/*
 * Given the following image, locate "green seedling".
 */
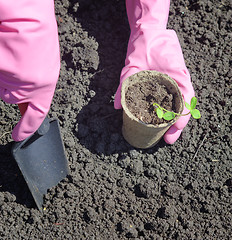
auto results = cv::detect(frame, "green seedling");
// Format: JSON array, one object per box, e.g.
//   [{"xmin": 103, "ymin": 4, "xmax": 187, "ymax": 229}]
[{"xmin": 153, "ymin": 97, "xmax": 201, "ymax": 121}]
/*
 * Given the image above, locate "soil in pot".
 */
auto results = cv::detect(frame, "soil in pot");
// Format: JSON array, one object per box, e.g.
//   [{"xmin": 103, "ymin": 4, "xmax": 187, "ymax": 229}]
[{"xmin": 125, "ymin": 80, "xmax": 177, "ymax": 125}]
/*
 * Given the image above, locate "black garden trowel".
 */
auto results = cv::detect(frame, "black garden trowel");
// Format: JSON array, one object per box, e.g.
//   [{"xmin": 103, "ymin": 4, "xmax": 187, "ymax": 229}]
[{"xmin": 11, "ymin": 118, "xmax": 70, "ymax": 212}]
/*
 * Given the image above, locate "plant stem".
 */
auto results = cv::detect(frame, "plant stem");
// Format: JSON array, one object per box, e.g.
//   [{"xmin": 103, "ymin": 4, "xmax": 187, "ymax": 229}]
[{"xmin": 153, "ymin": 103, "xmax": 190, "ymax": 117}]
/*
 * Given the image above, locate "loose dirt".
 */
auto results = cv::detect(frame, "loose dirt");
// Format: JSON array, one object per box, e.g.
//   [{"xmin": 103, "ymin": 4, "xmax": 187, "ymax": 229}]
[{"xmin": 0, "ymin": 0, "xmax": 231, "ymax": 239}]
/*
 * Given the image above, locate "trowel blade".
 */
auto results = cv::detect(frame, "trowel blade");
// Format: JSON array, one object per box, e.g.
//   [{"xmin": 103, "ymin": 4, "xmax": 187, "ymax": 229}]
[{"xmin": 12, "ymin": 118, "xmax": 70, "ymax": 211}]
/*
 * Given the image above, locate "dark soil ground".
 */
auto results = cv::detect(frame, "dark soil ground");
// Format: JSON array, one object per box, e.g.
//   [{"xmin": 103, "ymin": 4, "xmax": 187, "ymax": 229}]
[{"xmin": 0, "ymin": 0, "xmax": 231, "ymax": 239}]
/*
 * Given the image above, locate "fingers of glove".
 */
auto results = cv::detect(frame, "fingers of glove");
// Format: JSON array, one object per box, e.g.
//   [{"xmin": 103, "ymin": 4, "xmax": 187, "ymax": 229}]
[
  {"xmin": 173, "ymin": 90, "xmax": 195, "ymax": 130},
  {"xmin": 114, "ymin": 90, "xmax": 122, "ymax": 109},
  {"xmin": 114, "ymin": 66, "xmax": 141, "ymax": 109},
  {"xmin": 164, "ymin": 103, "xmax": 192, "ymax": 144},
  {"xmin": 163, "ymin": 126, "xmax": 182, "ymax": 145},
  {"xmin": 174, "ymin": 110, "xmax": 191, "ymax": 131},
  {"xmin": 12, "ymin": 101, "xmax": 50, "ymax": 142},
  {"xmin": 11, "ymin": 85, "xmax": 56, "ymax": 142}
]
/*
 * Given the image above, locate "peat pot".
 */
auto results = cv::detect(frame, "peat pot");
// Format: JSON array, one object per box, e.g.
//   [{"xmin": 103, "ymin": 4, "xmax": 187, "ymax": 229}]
[{"xmin": 121, "ymin": 70, "xmax": 184, "ymax": 149}]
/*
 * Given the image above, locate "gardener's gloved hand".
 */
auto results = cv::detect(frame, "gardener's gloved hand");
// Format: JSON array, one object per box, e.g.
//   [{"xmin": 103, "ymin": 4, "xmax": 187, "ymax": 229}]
[
  {"xmin": 114, "ymin": 0, "xmax": 195, "ymax": 144},
  {"xmin": 0, "ymin": 0, "xmax": 60, "ymax": 141}
]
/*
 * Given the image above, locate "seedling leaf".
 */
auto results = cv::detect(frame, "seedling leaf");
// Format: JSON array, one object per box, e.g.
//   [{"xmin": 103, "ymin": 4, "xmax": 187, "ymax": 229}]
[
  {"xmin": 153, "ymin": 97, "xmax": 201, "ymax": 123},
  {"xmin": 190, "ymin": 109, "xmax": 201, "ymax": 119},
  {"xmin": 163, "ymin": 111, "xmax": 175, "ymax": 121},
  {"xmin": 190, "ymin": 97, "xmax": 197, "ymax": 110},
  {"xmin": 185, "ymin": 102, "xmax": 191, "ymax": 110},
  {"xmin": 156, "ymin": 108, "xmax": 164, "ymax": 119}
]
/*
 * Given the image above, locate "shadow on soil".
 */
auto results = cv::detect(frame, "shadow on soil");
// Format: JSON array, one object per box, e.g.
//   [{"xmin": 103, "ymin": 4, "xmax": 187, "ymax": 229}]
[
  {"xmin": 67, "ymin": 0, "xmax": 145, "ymax": 155},
  {"xmin": 0, "ymin": 143, "xmax": 36, "ymax": 209}
]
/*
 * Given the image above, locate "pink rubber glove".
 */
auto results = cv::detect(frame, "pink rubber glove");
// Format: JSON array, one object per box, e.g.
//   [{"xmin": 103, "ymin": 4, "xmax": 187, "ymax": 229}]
[
  {"xmin": 0, "ymin": 0, "xmax": 60, "ymax": 141},
  {"xmin": 114, "ymin": 0, "xmax": 195, "ymax": 144}
]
